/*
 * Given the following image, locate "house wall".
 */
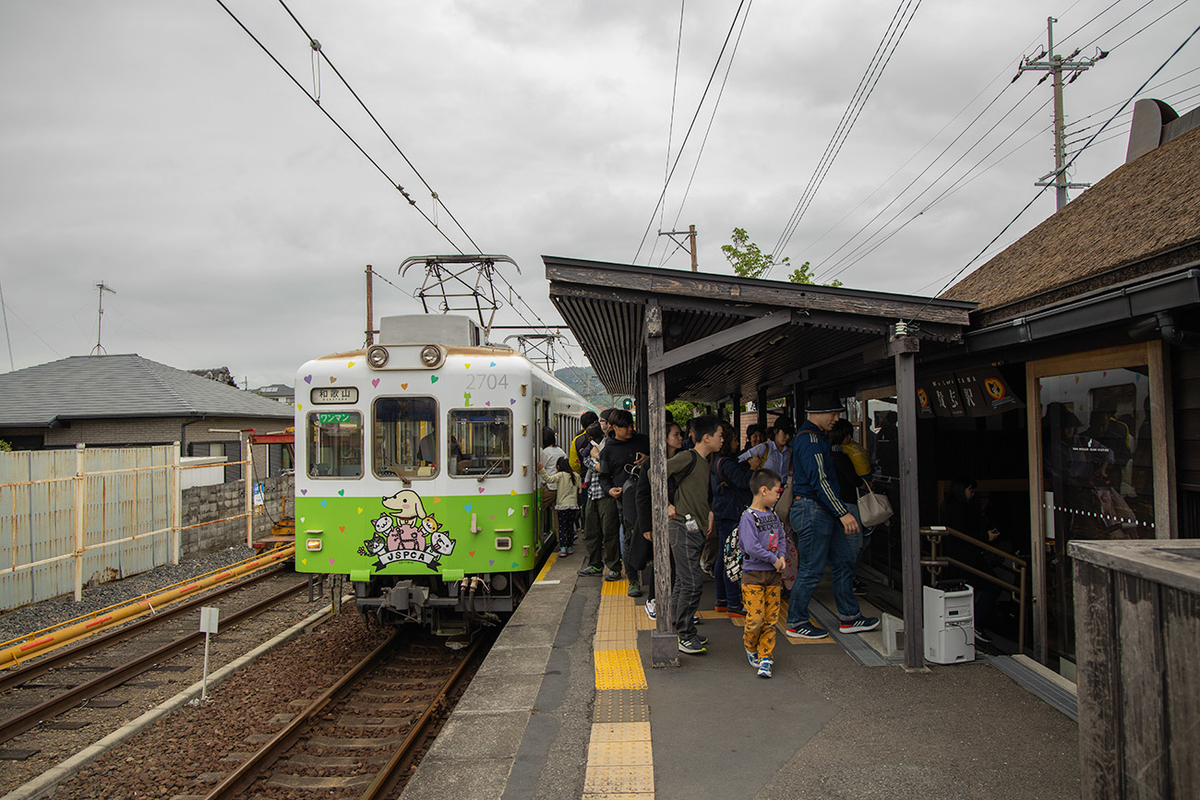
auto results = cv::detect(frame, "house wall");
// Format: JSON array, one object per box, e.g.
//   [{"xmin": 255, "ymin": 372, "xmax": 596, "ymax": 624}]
[
  {"xmin": 180, "ymin": 473, "xmax": 294, "ymax": 556},
  {"xmin": 37, "ymin": 415, "xmax": 291, "ymax": 481}
]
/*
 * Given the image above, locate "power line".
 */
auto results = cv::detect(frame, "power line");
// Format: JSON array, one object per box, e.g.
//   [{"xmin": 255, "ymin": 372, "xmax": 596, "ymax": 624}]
[
  {"xmin": 1079, "ymin": 0, "xmax": 1159, "ymax": 50},
  {"xmin": 1107, "ymin": 0, "xmax": 1191, "ymax": 53},
  {"xmin": 650, "ymin": 0, "xmax": 687, "ymax": 268},
  {"xmin": 815, "ymin": 81, "xmax": 1042, "ymax": 281},
  {"xmin": 770, "ymin": 0, "xmax": 923, "ymax": 269},
  {"xmin": 822, "ymin": 94, "xmax": 1052, "ymax": 284},
  {"xmin": 660, "ymin": 0, "xmax": 754, "ymax": 265},
  {"xmin": 909, "ymin": 19, "xmax": 1200, "ymax": 325},
  {"xmin": 631, "ymin": 0, "xmax": 748, "ymax": 265}
]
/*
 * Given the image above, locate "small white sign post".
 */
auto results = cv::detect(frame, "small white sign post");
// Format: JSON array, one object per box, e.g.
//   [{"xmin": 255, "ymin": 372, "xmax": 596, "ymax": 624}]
[{"xmin": 199, "ymin": 606, "xmax": 219, "ymax": 703}]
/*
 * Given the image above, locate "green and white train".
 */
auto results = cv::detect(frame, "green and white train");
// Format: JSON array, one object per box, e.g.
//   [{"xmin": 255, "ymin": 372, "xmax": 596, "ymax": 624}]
[{"xmin": 294, "ymin": 312, "xmax": 594, "ymax": 634}]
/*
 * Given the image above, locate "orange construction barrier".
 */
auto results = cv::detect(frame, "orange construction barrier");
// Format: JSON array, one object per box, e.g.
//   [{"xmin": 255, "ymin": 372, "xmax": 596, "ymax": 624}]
[{"xmin": 0, "ymin": 545, "xmax": 295, "ymax": 670}]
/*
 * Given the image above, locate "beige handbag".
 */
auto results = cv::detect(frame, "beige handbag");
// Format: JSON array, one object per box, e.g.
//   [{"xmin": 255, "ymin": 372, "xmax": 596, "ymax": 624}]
[{"xmin": 857, "ymin": 484, "xmax": 893, "ymax": 527}]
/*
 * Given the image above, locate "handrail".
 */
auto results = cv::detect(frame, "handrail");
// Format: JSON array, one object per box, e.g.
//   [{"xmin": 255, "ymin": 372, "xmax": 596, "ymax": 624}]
[{"xmin": 920, "ymin": 526, "xmax": 1027, "ymax": 655}]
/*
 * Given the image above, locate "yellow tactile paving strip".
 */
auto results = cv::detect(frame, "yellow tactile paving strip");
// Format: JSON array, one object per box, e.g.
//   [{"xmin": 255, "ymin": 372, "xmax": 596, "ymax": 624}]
[
  {"xmin": 595, "ymin": 649, "xmax": 647, "ymax": 690},
  {"xmin": 586, "ymin": 577, "xmax": 655, "ymax": 797}
]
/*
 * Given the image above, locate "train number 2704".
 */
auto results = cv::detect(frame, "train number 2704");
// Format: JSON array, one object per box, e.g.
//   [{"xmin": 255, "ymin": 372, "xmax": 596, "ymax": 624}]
[{"xmin": 466, "ymin": 374, "xmax": 510, "ymax": 391}]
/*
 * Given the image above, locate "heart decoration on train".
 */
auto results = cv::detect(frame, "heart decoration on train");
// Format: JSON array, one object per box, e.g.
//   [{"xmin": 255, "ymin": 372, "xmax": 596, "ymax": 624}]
[
  {"xmin": 320, "ymin": 500, "xmax": 327, "ymax": 507},
  {"xmin": 304, "ymin": 374, "xmax": 312, "ymax": 384},
  {"xmin": 485, "ymin": 401, "xmax": 491, "ymax": 406},
  {"xmin": 478, "ymin": 487, "xmax": 485, "ymax": 493},
  {"xmin": 510, "ymin": 398, "xmax": 516, "ymax": 405},
  {"xmin": 464, "ymin": 503, "xmax": 473, "ymax": 512},
  {"xmin": 401, "ymin": 383, "xmax": 408, "ymax": 390},
  {"xmin": 507, "ymin": 508, "xmax": 515, "ymax": 516},
  {"xmin": 329, "ymin": 558, "xmax": 336, "ymax": 565},
  {"xmin": 338, "ymin": 489, "xmax": 345, "ymax": 496},
  {"xmin": 338, "ymin": 526, "xmax": 345, "ymax": 532},
  {"xmin": 469, "ymin": 551, "xmax": 475, "ymax": 557},
  {"xmin": 372, "ymin": 379, "xmax": 380, "ymax": 388},
  {"xmin": 329, "ymin": 376, "xmax": 337, "ymax": 383},
  {"xmin": 465, "ymin": 363, "xmax": 471, "ymax": 369},
  {"xmin": 347, "ymin": 361, "xmax": 355, "ymax": 368},
  {"xmin": 431, "ymin": 376, "xmax": 439, "ymax": 383},
  {"xmin": 300, "ymin": 489, "xmax": 307, "ymax": 495},
  {"xmin": 357, "ymin": 507, "xmax": 363, "ymax": 514},
  {"xmin": 490, "ymin": 361, "xmax": 496, "ymax": 367}
]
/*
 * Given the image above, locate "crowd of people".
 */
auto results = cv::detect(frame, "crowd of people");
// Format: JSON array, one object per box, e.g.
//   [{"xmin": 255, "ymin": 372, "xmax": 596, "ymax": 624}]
[{"xmin": 537, "ymin": 392, "xmax": 883, "ymax": 678}]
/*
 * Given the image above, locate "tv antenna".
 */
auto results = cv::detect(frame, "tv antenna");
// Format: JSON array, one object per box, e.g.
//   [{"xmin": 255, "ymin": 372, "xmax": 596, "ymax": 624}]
[{"xmin": 90, "ymin": 281, "xmax": 117, "ymax": 355}]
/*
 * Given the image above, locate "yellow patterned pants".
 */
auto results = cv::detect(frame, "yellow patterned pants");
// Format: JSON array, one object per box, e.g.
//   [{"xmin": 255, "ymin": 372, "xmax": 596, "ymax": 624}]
[{"xmin": 742, "ymin": 582, "xmax": 781, "ymax": 660}]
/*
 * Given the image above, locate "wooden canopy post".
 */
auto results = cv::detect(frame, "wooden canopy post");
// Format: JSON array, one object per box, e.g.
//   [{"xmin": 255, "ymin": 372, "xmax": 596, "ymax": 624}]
[
  {"xmin": 645, "ymin": 300, "xmax": 677, "ymax": 666},
  {"xmin": 890, "ymin": 333, "xmax": 924, "ymax": 669}
]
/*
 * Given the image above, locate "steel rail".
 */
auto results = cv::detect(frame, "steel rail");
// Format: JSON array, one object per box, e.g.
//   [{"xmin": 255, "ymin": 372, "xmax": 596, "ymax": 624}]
[
  {"xmin": 361, "ymin": 639, "xmax": 482, "ymax": 800},
  {"xmin": 0, "ymin": 578, "xmax": 309, "ymax": 746},
  {"xmin": 201, "ymin": 629, "xmax": 400, "ymax": 800},
  {"xmin": 0, "ymin": 565, "xmax": 288, "ymax": 694}
]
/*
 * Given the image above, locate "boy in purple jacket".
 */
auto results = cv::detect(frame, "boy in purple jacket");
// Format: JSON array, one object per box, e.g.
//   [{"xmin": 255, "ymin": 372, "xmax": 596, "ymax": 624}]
[{"xmin": 738, "ymin": 469, "xmax": 787, "ymax": 678}]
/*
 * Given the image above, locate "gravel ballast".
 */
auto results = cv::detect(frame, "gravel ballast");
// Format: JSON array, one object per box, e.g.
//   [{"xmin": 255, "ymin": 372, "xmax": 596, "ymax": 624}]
[{"xmin": 0, "ymin": 546, "xmax": 263, "ymax": 645}]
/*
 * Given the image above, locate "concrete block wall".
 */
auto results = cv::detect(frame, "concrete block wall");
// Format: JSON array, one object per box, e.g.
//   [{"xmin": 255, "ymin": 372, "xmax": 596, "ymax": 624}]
[{"xmin": 180, "ymin": 473, "xmax": 294, "ymax": 556}]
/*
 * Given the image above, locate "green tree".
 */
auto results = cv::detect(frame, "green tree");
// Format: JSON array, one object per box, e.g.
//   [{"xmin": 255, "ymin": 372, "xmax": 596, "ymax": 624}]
[
  {"xmin": 0, "ymin": 440, "xmax": 11, "ymax": 452},
  {"xmin": 722, "ymin": 227, "xmax": 842, "ymax": 287}
]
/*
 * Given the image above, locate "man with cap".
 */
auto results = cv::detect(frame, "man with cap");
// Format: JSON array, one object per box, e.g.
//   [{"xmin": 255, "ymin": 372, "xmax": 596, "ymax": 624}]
[{"xmin": 785, "ymin": 392, "xmax": 879, "ymax": 638}]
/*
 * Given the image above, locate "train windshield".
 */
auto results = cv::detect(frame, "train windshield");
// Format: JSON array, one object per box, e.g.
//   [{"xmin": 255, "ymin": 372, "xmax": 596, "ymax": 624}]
[
  {"xmin": 449, "ymin": 409, "xmax": 512, "ymax": 477},
  {"xmin": 307, "ymin": 411, "xmax": 363, "ymax": 478},
  {"xmin": 373, "ymin": 397, "xmax": 439, "ymax": 479}
]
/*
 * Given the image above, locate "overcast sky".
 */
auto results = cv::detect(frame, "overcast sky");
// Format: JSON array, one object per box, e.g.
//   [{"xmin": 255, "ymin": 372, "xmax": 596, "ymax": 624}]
[{"xmin": 2, "ymin": 1, "xmax": 1197, "ymax": 389}]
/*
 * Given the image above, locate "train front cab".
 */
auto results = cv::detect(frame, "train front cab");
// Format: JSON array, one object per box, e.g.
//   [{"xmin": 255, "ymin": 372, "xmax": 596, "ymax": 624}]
[{"xmin": 295, "ymin": 316, "xmax": 568, "ymax": 635}]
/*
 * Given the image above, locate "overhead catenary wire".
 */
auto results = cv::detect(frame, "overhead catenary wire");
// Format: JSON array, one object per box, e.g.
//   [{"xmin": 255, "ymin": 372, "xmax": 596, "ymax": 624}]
[
  {"xmin": 631, "ymin": 0, "xmax": 748, "ymax": 265},
  {"xmin": 908, "ymin": 20, "xmax": 1200, "ymax": 326},
  {"xmin": 770, "ymin": 0, "xmax": 923, "ymax": 270},
  {"xmin": 213, "ymin": 0, "xmax": 466, "ymax": 255},
  {"xmin": 274, "ymin": 0, "xmax": 483, "ymax": 254},
  {"xmin": 219, "ymin": 1, "xmax": 584, "ymax": 368}
]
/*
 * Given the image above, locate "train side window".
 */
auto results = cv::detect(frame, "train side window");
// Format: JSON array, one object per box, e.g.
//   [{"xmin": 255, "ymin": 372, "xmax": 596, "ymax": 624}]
[
  {"xmin": 373, "ymin": 397, "xmax": 439, "ymax": 480},
  {"xmin": 448, "ymin": 409, "xmax": 513, "ymax": 478},
  {"xmin": 307, "ymin": 411, "xmax": 363, "ymax": 479}
]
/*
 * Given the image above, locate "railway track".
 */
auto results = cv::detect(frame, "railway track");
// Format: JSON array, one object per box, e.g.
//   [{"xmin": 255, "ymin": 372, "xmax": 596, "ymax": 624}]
[
  {"xmin": 203, "ymin": 632, "xmax": 484, "ymax": 800},
  {"xmin": 0, "ymin": 562, "xmax": 293, "ymax": 694},
  {"xmin": 0, "ymin": 575, "xmax": 309, "ymax": 746}
]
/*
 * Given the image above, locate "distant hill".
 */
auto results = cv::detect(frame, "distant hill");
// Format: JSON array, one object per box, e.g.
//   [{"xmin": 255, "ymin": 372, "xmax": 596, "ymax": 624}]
[{"xmin": 554, "ymin": 366, "xmax": 613, "ymax": 408}]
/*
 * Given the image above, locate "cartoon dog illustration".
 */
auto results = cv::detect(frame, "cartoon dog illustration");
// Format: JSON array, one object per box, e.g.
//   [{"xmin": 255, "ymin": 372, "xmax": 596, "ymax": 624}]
[{"xmin": 382, "ymin": 490, "xmax": 426, "ymax": 522}]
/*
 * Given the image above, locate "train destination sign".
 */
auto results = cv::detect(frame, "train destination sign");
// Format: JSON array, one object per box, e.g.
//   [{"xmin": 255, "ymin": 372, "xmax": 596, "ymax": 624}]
[{"xmin": 311, "ymin": 387, "xmax": 359, "ymax": 405}]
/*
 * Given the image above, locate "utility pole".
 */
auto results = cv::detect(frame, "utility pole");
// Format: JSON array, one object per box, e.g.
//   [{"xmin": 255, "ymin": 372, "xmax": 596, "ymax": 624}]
[
  {"xmin": 657, "ymin": 226, "xmax": 699, "ymax": 271},
  {"xmin": 365, "ymin": 265, "xmax": 376, "ymax": 346},
  {"xmin": 1018, "ymin": 16, "xmax": 1104, "ymax": 211},
  {"xmin": 90, "ymin": 281, "xmax": 116, "ymax": 355}
]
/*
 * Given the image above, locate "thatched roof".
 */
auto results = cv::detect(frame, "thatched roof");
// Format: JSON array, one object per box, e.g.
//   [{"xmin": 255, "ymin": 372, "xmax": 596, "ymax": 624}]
[{"xmin": 943, "ymin": 124, "xmax": 1200, "ymax": 324}]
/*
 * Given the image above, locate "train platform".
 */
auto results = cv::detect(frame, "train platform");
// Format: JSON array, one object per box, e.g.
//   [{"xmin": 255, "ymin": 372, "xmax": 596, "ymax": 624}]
[{"xmin": 401, "ymin": 551, "xmax": 1081, "ymax": 799}]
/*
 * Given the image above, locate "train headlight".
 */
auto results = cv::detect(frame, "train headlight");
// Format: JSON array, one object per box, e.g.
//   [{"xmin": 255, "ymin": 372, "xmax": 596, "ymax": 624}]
[
  {"xmin": 305, "ymin": 538, "xmax": 322, "ymax": 552},
  {"xmin": 420, "ymin": 345, "xmax": 442, "ymax": 368},
  {"xmin": 366, "ymin": 345, "xmax": 389, "ymax": 368}
]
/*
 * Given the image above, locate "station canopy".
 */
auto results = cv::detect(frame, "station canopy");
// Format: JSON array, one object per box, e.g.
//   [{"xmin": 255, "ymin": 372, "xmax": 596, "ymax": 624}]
[{"xmin": 543, "ymin": 256, "xmax": 976, "ymax": 400}]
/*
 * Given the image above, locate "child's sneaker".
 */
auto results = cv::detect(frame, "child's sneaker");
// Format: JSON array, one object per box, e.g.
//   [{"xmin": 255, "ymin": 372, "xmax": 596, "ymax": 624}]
[
  {"xmin": 558, "ymin": 547, "xmax": 568, "ymax": 557},
  {"xmin": 746, "ymin": 649, "xmax": 760, "ymax": 668},
  {"xmin": 757, "ymin": 657, "xmax": 774, "ymax": 678},
  {"xmin": 839, "ymin": 615, "xmax": 880, "ymax": 633},
  {"xmin": 644, "ymin": 599, "xmax": 656, "ymax": 620},
  {"xmin": 714, "ymin": 601, "xmax": 728, "ymax": 612},
  {"xmin": 678, "ymin": 636, "xmax": 707, "ymax": 654},
  {"xmin": 567, "ymin": 545, "xmax": 574, "ymax": 554},
  {"xmin": 726, "ymin": 605, "xmax": 746, "ymax": 617}
]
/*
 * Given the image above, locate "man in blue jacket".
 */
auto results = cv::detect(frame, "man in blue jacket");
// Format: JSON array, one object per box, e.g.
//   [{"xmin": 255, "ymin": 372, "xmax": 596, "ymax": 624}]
[{"xmin": 785, "ymin": 393, "xmax": 879, "ymax": 638}]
